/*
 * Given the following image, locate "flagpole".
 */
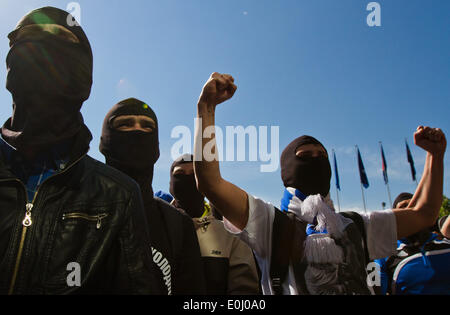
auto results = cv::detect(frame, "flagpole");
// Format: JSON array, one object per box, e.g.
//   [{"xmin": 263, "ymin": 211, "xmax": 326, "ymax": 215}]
[
  {"xmin": 360, "ymin": 182, "xmax": 367, "ymax": 213},
  {"xmin": 386, "ymin": 182, "xmax": 393, "ymax": 209},
  {"xmin": 336, "ymin": 186, "xmax": 341, "ymax": 213},
  {"xmin": 380, "ymin": 142, "xmax": 393, "ymax": 209}
]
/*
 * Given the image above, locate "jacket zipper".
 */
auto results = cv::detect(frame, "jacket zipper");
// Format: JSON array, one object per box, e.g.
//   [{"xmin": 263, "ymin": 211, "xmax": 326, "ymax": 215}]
[
  {"xmin": 8, "ymin": 194, "xmax": 36, "ymax": 295},
  {"xmin": 22, "ymin": 203, "xmax": 34, "ymax": 227},
  {"xmin": 62, "ymin": 212, "xmax": 109, "ymax": 230},
  {"xmin": 7, "ymin": 153, "xmax": 87, "ymax": 295}
]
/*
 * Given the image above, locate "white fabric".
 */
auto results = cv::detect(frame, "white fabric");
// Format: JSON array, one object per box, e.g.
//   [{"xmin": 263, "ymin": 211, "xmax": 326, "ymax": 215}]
[
  {"xmin": 286, "ymin": 191, "xmax": 348, "ymax": 264},
  {"xmin": 224, "ymin": 194, "xmax": 398, "ymax": 295},
  {"xmin": 288, "ymin": 193, "xmax": 343, "ymax": 234},
  {"xmin": 303, "ymin": 233, "xmax": 344, "ymax": 264},
  {"xmin": 362, "ymin": 209, "xmax": 398, "ymax": 260}
]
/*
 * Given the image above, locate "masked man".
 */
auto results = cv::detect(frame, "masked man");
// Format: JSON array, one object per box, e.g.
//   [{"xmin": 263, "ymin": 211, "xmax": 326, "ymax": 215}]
[
  {"xmin": 375, "ymin": 193, "xmax": 450, "ymax": 295},
  {"xmin": 100, "ymin": 98, "xmax": 206, "ymax": 295},
  {"xmin": 0, "ymin": 7, "xmax": 160, "ymax": 294},
  {"xmin": 193, "ymin": 72, "xmax": 446, "ymax": 295},
  {"xmin": 170, "ymin": 154, "xmax": 260, "ymax": 295}
]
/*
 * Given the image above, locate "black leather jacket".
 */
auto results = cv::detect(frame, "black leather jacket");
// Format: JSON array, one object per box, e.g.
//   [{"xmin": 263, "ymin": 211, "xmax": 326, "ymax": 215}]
[{"xmin": 0, "ymin": 128, "xmax": 160, "ymax": 294}]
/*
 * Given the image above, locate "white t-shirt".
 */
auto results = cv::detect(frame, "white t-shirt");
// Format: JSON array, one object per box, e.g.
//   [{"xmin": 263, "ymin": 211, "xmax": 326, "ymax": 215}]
[{"xmin": 224, "ymin": 194, "xmax": 398, "ymax": 295}]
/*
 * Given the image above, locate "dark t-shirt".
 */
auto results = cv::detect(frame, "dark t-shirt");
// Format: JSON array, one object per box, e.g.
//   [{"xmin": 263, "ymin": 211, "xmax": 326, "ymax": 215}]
[{"xmin": 148, "ymin": 197, "xmax": 206, "ymax": 295}]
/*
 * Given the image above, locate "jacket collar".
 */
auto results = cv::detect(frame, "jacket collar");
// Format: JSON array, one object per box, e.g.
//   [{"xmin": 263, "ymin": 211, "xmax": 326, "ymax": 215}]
[{"xmin": 0, "ymin": 124, "xmax": 92, "ymax": 186}]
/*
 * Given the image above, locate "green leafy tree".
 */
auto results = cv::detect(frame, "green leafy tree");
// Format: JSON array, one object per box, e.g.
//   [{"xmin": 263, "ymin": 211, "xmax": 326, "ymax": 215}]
[{"xmin": 440, "ymin": 195, "xmax": 450, "ymax": 217}]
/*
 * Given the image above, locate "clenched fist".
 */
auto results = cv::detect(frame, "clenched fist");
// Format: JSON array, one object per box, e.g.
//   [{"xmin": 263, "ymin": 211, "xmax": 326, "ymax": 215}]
[
  {"xmin": 414, "ymin": 126, "xmax": 447, "ymax": 157},
  {"xmin": 198, "ymin": 72, "xmax": 237, "ymax": 108}
]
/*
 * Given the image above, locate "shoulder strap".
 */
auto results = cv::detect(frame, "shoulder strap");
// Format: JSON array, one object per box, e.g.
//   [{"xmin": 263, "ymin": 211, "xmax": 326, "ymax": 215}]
[
  {"xmin": 340, "ymin": 211, "xmax": 370, "ymax": 265},
  {"xmin": 288, "ymin": 212, "xmax": 309, "ymax": 295},
  {"xmin": 270, "ymin": 208, "xmax": 295, "ymax": 295},
  {"xmin": 385, "ymin": 250, "xmax": 406, "ymax": 295}
]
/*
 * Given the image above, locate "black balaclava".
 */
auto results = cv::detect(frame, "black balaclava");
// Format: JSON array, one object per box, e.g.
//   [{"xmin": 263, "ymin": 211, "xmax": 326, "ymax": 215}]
[
  {"xmin": 100, "ymin": 98, "xmax": 160, "ymax": 194},
  {"xmin": 281, "ymin": 135, "xmax": 332, "ymax": 198},
  {"xmin": 3, "ymin": 7, "xmax": 93, "ymax": 154},
  {"xmin": 169, "ymin": 154, "xmax": 205, "ymax": 218}
]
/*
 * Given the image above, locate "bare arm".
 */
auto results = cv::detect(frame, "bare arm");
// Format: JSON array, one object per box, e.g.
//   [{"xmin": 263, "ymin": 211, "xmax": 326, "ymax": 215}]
[
  {"xmin": 394, "ymin": 126, "xmax": 446, "ymax": 239},
  {"xmin": 194, "ymin": 73, "xmax": 249, "ymax": 230}
]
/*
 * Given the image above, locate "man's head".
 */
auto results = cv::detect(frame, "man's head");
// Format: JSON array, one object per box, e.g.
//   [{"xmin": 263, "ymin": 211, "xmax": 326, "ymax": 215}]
[
  {"xmin": 3, "ymin": 7, "xmax": 93, "ymax": 153},
  {"xmin": 8, "ymin": 6, "xmax": 92, "ymax": 49},
  {"xmin": 393, "ymin": 192, "xmax": 413, "ymax": 209},
  {"xmin": 171, "ymin": 157, "xmax": 194, "ymax": 177},
  {"xmin": 394, "ymin": 192, "xmax": 434, "ymax": 244},
  {"xmin": 170, "ymin": 154, "xmax": 205, "ymax": 218},
  {"xmin": 100, "ymin": 98, "xmax": 159, "ymax": 183},
  {"xmin": 281, "ymin": 135, "xmax": 331, "ymax": 198}
]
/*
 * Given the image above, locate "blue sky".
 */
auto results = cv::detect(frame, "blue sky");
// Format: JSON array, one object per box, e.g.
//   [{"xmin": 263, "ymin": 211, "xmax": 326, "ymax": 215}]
[{"xmin": 0, "ymin": 0, "xmax": 448, "ymax": 211}]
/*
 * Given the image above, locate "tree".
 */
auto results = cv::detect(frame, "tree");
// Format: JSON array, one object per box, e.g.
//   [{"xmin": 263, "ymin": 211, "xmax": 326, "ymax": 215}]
[{"xmin": 440, "ymin": 195, "xmax": 450, "ymax": 217}]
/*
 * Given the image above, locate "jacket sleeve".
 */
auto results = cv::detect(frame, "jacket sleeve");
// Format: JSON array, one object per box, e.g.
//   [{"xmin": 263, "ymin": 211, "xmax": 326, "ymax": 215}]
[
  {"xmin": 113, "ymin": 186, "xmax": 163, "ymax": 294},
  {"xmin": 173, "ymin": 215, "xmax": 207, "ymax": 295},
  {"xmin": 227, "ymin": 236, "xmax": 261, "ymax": 295}
]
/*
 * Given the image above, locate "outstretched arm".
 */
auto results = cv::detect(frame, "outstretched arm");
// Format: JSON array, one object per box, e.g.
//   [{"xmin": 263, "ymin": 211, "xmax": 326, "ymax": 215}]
[
  {"xmin": 394, "ymin": 126, "xmax": 446, "ymax": 239},
  {"xmin": 194, "ymin": 73, "xmax": 249, "ymax": 230}
]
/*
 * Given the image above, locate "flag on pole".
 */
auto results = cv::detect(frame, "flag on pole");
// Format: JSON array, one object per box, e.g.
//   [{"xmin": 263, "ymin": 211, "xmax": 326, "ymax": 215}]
[
  {"xmin": 357, "ymin": 147, "xmax": 370, "ymax": 189},
  {"xmin": 380, "ymin": 143, "xmax": 389, "ymax": 184},
  {"xmin": 405, "ymin": 140, "xmax": 416, "ymax": 182},
  {"xmin": 380, "ymin": 142, "xmax": 393, "ymax": 208},
  {"xmin": 333, "ymin": 150, "xmax": 341, "ymax": 191}
]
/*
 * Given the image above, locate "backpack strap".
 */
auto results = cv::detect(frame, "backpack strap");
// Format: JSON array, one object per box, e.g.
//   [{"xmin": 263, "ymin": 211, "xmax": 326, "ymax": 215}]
[
  {"xmin": 385, "ymin": 251, "xmax": 405, "ymax": 295},
  {"xmin": 340, "ymin": 211, "xmax": 370, "ymax": 265},
  {"xmin": 270, "ymin": 208, "xmax": 295, "ymax": 295},
  {"xmin": 288, "ymin": 212, "xmax": 309, "ymax": 295}
]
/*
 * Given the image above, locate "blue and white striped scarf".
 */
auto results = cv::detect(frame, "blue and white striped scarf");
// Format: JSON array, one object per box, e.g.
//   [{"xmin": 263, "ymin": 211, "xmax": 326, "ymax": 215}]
[
  {"xmin": 281, "ymin": 187, "xmax": 344, "ymax": 235},
  {"xmin": 280, "ymin": 187, "xmax": 348, "ymax": 264}
]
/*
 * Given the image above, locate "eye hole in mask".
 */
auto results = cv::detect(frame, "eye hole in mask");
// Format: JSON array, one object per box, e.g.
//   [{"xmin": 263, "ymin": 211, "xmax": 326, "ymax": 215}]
[
  {"xmin": 295, "ymin": 144, "xmax": 328, "ymax": 159},
  {"xmin": 111, "ymin": 115, "xmax": 156, "ymax": 133}
]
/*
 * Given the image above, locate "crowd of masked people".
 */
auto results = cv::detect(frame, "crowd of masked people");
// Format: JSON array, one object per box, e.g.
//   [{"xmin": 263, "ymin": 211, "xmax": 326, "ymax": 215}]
[{"xmin": 0, "ymin": 7, "xmax": 448, "ymax": 295}]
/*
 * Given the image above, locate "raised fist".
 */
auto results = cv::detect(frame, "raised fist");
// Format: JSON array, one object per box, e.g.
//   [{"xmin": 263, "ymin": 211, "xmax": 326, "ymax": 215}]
[
  {"xmin": 198, "ymin": 72, "xmax": 237, "ymax": 107},
  {"xmin": 414, "ymin": 126, "xmax": 447, "ymax": 157}
]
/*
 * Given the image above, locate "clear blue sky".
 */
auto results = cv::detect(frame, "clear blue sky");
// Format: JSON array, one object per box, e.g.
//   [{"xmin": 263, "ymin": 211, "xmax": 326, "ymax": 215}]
[{"xmin": 0, "ymin": 0, "xmax": 448, "ymax": 212}]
